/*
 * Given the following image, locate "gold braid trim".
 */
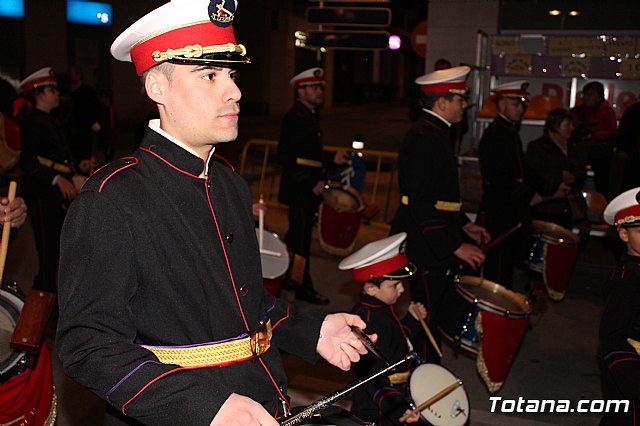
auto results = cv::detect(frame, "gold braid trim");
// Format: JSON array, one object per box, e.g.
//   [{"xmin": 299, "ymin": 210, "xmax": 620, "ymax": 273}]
[
  {"xmin": 475, "ymin": 312, "xmax": 504, "ymax": 394},
  {"xmin": 152, "ymin": 43, "xmax": 247, "ymax": 62},
  {"xmin": 44, "ymin": 391, "xmax": 57, "ymax": 426},
  {"xmin": 615, "ymin": 216, "xmax": 640, "ymax": 226},
  {"xmin": 434, "ymin": 200, "xmax": 462, "ymax": 212},
  {"xmin": 388, "ymin": 371, "xmax": 411, "ymax": 384},
  {"xmin": 628, "ymin": 338, "xmax": 640, "ymax": 355}
]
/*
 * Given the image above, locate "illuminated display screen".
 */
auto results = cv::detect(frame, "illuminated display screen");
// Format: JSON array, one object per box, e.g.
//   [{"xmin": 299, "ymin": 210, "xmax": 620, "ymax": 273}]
[
  {"xmin": 0, "ymin": 0, "xmax": 25, "ymax": 18},
  {"xmin": 67, "ymin": 1, "xmax": 112, "ymax": 26}
]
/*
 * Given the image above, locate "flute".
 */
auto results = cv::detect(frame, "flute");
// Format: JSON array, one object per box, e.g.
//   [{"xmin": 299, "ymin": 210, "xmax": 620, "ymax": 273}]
[{"xmin": 279, "ymin": 352, "xmax": 420, "ymax": 426}]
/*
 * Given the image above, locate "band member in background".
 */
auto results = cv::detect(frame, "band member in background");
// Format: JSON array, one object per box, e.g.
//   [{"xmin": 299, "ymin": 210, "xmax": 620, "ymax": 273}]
[
  {"xmin": 18, "ymin": 67, "xmax": 91, "ymax": 292},
  {"xmin": 277, "ymin": 67, "xmax": 348, "ymax": 305},
  {"xmin": 340, "ymin": 232, "xmax": 424, "ymax": 425},
  {"xmin": 390, "ymin": 66, "xmax": 490, "ymax": 363},
  {"xmin": 56, "ymin": 2, "xmax": 373, "ymax": 425},
  {"xmin": 600, "ymin": 188, "xmax": 640, "ymax": 426}
]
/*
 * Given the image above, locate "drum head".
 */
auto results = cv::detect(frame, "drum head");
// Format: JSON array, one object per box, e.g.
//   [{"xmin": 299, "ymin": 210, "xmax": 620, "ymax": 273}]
[
  {"xmin": 531, "ymin": 220, "xmax": 579, "ymax": 245},
  {"xmin": 0, "ymin": 287, "xmax": 24, "ymax": 382},
  {"xmin": 409, "ymin": 364, "xmax": 469, "ymax": 426},
  {"xmin": 456, "ymin": 276, "xmax": 532, "ymax": 318},
  {"xmin": 255, "ymin": 228, "xmax": 290, "ymax": 280},
  {"xmin": 322, "ymin": 185, "xmax": 362, "ymax": 213}
]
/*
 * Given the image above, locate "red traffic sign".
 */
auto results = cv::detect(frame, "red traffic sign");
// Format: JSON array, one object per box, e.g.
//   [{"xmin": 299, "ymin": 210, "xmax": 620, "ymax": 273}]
[{"xmin": 410, "ymin": 20, "xmax": 428, "ymax": 58}]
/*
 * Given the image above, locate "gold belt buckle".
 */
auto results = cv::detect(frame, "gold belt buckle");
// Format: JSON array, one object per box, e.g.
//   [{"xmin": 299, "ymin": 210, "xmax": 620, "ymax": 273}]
[{"xmin": 250, "ymin": 320, "xmax": 271, "ymax": 359}]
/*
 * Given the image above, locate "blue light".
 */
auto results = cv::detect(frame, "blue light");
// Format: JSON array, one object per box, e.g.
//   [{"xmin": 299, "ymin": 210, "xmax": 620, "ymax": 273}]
[
  {"xmin": 67, "ymin": 1, "xmax": 112, "ymax": 26},
  {"xmin": 0, "ymin": 0, "xmax": 25, "ymax": 19}
]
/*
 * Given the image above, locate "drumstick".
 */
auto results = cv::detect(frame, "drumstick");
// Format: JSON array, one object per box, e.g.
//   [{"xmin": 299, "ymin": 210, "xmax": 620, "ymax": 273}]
[
  {"xmin": 399, "ymin": 379, "xmax": 463, "ymax": 423},
  {"xmin": 410, "ymin": 305, "xmax": 442, "ymax": 358},
  {"xmin": 0, "ymin": 181, "xmax": 17, "ymax": 282},
  {"xmin": 258, "ymin": 195, "xmax": 264, "ymax": 250},
  {"xmin": 260, "ymin": 248, "xmax": 282, "ymax": 257},
  {"xmin": 481, "ymin": 223, "xmax": 522, "ymax": 254}
]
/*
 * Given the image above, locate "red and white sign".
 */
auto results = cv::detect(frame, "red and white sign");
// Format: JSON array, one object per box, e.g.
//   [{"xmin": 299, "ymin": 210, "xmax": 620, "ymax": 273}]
[{"xmin": 411, "ymin": 20, "xmax": 428, "ymax": 58}]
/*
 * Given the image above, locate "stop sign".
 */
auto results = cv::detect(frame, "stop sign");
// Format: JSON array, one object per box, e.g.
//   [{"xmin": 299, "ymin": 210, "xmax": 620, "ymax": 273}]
[{"xmin": 410, "ymin": 20, "xmax": 428, "ymax": 58}]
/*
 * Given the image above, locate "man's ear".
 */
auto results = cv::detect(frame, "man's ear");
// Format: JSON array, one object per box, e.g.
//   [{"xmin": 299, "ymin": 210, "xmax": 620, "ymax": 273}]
[
  {"xmin": 363, "ymin": 282, "xmax": 378, "ymax": 296},
  {"xmin": 435, "ymin": 96, "xmax": 447, "ymax": 112},
  {"xmin": 144, "ymin": 71, "xmax": 166, "ymax": 105}
]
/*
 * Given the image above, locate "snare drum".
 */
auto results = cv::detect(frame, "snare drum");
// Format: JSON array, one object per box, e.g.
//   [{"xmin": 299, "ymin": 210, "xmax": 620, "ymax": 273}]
[
  {"xmin": 409, "ymin": 364, "xmax": 469, "ymax": 426},
  {"xmin": 442, "ymin": 276, "xmax": 532, "ymax": 394},
  {"xmin": 0, "ymin": 282, "xmax": 57, "ymax": 425},
  {"xmin": 529, "ymin": 220, "xmax": 579, "ymax": 301},
  {"xmin": 318, "ymin": 184, "xmax": 363, "ymax": 256},
  {"xmin": 256, "ymin": 228, "xmax": 289, "ymax": 297},
  {"xmin": 0, "ymin": 283, "xmax": 25, "ymax": 383}
]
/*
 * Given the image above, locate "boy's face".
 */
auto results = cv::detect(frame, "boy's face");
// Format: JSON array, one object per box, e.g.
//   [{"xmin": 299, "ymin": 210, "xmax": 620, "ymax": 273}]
[
  {"xmin": 365, "ymin": 279, "xmax": 404, "ymax": 305},
  {"xmin": 618, "ymin": 226, "xmax": 640, "ymax": 256}
]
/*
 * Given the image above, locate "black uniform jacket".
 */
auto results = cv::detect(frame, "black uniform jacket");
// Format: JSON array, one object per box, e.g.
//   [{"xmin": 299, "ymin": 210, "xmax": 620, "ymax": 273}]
[
  {"xmin": 351, "ymin": 293, "xmax": 422, "ymax": 425},
  {"xmin": 525, "ymin": 133, "xmax": 586, "ymax": 195},
  {"xmin": 478, "ymin": 114, "xmax": 545, "ymax": 233},
  {"xmin": 600, "ymin": 253, "xmax": 640, "ymax": 425},
  {"xmin": 20, "ymin": 108, "xmax": 74, "ymax": 186},
  {"xmin": 390, "ymin": 110, "xmax": 469, "ymax": 268},
  {"xmin": 56, "ymin": 127, "xmax": 325, "ymax": 425},
  {"xmin": 277, "ymin": 101, "xmax": 329, "ymax": 206}
]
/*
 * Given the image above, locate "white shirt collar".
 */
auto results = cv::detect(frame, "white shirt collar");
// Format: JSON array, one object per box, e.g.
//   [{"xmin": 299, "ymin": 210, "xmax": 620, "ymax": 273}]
[
  {"xmin": 148, "ymin": 119, "xmax": 216, "ymax": 176},
  {"xmin": 422, "ymin": 108, "xmax": 451, "ymax": 127}
]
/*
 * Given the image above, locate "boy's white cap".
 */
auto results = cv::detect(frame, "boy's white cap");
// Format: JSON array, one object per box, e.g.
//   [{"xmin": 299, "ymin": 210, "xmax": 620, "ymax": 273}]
[
  {"xmin": 339, "ymin": 233, "xmax": 415, "ymax": 282},
  {"xmin": 110, "ymin": 0, "xmax": 250, "ymax": 75},
  {"xmin": 604, "ymin": 187, "xmax": 640, "ymax": 226}
]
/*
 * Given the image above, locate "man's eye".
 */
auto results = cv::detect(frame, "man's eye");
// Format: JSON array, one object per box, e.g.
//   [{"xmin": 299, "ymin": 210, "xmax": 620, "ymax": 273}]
[
  {"xmin": 231, "ymin": 72, "xmax": 240, "ymax": 82},
  {"xmin": 203, "ymin": 73, "xmax": 215, "ymax": 81}
]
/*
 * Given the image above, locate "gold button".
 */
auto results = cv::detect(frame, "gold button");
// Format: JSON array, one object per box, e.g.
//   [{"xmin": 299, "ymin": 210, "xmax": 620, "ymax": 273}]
[
  {"xmin": 226, "ymin": 232, "xmax": 234, "ymax": 243},
  {"xmin": 240, "ymin": 284, "xmax": 248, "ymax": 296}
]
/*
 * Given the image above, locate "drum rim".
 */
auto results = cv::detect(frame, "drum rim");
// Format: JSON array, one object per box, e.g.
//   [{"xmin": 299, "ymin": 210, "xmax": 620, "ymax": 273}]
[
  {"xmin": 0, "ymin": 287, "xmax": 25, "ymax": 383},
  {"xmin": 455, "ymin": 276, "xmax": 532, "ymax": 318},
  {"xmin": 409, "ymin": 363, "xmax": 469, "ymax": 426},
  {"xmin": 255, "ymin": 228, "xmax": 289, "ymax": 280},
  {"xmin": 322, "ymin": 184, "xmax": 363, "ymax": 212},
  {"xmin": 531, "ymin": 219, "xmax": 579, "ymax": 244}
]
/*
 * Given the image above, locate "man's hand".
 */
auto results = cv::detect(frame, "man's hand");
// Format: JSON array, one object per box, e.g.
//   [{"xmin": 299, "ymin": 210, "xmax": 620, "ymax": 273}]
[
  {"xmin": 210, "ymin": 393, "xmax": 278, "ymax": 426},
  {"xmin": 316, "ymin": 313, "xmax": 375, "ymax": 371},
  {"xmin": 553, "ymin": 182, "xmax": 571, "ymax": 198},
  {"xmin": 462, "ymin": 222, "xmax": 491, "ymax": 245},
  {"xmin": 0, "ymin": 196, "xmax": 27, "ymax": 228},
  {"xmin": 453, "ymin": 243, "xmax": 486, "ymax": 270},
  {"xmin": 312, "ymin": 180, "xmax": 326, "ymax": 196},
  {"xmin": 56, "ymin": 177, "xmax": 78, "ymax": 201},
  {"xmin": 78, "ymin": 157, "xmax": 96, "ymax": 174},
  {"xmin": 562, "ymin": 170, "xmax": 575, "ymax": 185}
]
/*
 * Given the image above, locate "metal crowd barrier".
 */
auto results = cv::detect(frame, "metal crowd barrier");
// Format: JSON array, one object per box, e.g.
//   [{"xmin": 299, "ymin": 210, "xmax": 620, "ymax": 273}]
[{"xmin": 238, "ymin": 138, "xmax": 400, "ymax": 229}]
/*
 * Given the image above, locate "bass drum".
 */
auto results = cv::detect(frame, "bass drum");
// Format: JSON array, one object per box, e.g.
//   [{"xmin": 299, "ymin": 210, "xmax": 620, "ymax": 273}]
[
  {"xmin": 0, "ymin": 282, "xmax": 25, "ymax": 383},
  {"xmin": 409, "ymin": 364, "xmax": 469, "ymax": 426}
]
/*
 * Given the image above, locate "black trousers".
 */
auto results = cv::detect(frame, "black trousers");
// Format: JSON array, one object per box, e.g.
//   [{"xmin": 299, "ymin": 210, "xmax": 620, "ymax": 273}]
[{"xmin": 284, "ymin": 197, "xmax": 320, "ymax": 296}]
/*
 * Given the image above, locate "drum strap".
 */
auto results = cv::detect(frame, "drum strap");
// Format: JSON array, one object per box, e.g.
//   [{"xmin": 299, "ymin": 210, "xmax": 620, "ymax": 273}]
[
  {"xmin": 295, "ymin": 157, "xmax": 322, "ymax": 168},
  {"xmin": 141, "ymin": 320, "xmax": 272, "ymax": 367},
  {"xmin": 400, "ymin": 195, "xmax": 462, "ymax": 212}
]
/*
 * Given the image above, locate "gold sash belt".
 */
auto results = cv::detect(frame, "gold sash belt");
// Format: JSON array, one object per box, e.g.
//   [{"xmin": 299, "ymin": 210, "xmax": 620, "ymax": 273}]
[
  {"xmin": 37, "ymin": 156, "xmax": 72, "ymax": 175},
  {"xmin": 388, "ymin": 371, "xmax": 410, "ymax": 384},
  {"xmin": 142, "ymin": 320, "xmax": 272, "ymax": 367},
  {"xmin": 296, "ymin": 158, "xmax": 323, "ymax": 168},
  {"xmin": 400, "ymin": 195, "xmax": 462, "ymax": 212}
]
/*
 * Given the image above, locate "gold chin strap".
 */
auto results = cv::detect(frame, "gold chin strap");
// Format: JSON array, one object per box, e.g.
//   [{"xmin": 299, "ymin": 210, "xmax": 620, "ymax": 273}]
[{"xmin": 152, "ymin": 43, "xmax": 247, "ymax": 63}]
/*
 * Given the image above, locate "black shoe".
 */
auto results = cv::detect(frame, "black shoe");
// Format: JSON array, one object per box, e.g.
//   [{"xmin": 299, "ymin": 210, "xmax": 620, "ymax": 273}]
[{"xmin": 296, "ymin": 290, "xmax": 330, "ymax": 305}]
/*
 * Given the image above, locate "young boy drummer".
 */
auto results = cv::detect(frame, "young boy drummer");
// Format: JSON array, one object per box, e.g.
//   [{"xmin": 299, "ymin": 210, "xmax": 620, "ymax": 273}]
[
  {"xmin": 600, "ymin": 188, "xmax": 640, "ymax": 426},
  {"xmin": 339, "ymin": 232, "xmax": 427, "ymax": 425}
]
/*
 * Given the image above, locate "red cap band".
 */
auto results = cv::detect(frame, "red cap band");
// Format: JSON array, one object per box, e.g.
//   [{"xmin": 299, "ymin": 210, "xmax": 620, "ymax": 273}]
[
  {"xmin": 420, "ymin": 81, "xmax": 467, "ymax": 93},
  {"xmin": 130, "ymin": 22, "xmax": 236, "ymax": 75},
  {"xmin": 294, "ymin": 76, "xmax": 325, "ymax": 89},
  {"xmin": 614, "ymin": 205, "xmax": 640, "ymax": 225},
  {"xmin": 22, "ymin": 76, "xmax": 56, "ymax": 94},
  {"xmin": 351, "ymin": 252, "xmax": 409, "ymax": 282}
]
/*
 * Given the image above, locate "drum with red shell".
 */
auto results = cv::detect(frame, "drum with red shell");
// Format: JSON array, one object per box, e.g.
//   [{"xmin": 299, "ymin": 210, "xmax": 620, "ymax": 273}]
[
  {"xmin": 256, "ymin": 228, "xmax": 289, "ymax": 297},
  {"xmin": 441, "ymin": 276, "xmax": 532, "ymax": 394},
  {"xmin": 318, "ymin": 184, "xmax": 364, "ymax": 257},
  {"xmin": 529, "ymin": 220, "xmax": 580, "ymax": 301},
  {"xmin": 0, "ymin": 282, "xmax": 56, "ymax": 425}
]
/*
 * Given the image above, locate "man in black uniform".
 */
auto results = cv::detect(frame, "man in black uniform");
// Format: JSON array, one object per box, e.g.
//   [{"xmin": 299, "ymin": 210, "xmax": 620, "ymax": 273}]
[
  {"xmin": 600, "ymin": 188, "xmax": 640, "ymax": 426},
  {"xmin": 277, "ymin": 67, "xmax": 347, "ymax": 304},
  {"xmin": 477, "ymin": 81, "xmax": 547, "ymax": 289},
  {"xmin": 18, "ymin": 67, "xmax": 92, "ymax": 292},
  {"xmin": 56, "ymin": 2, "xmax": 372, "ymax": 426},
  {"xmin": 390, "ymin": 66, "xmax": 489, "ymax": 363}
]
